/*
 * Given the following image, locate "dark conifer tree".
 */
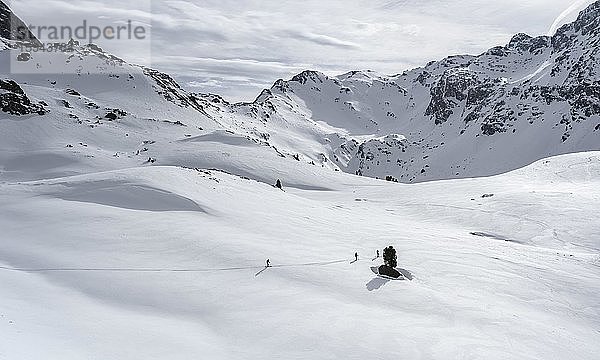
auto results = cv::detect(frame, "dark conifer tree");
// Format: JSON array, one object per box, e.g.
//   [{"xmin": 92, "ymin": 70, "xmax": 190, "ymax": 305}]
[{"xmin": 383, "ymin": 246, "xmax": 397, "ymax": 268}]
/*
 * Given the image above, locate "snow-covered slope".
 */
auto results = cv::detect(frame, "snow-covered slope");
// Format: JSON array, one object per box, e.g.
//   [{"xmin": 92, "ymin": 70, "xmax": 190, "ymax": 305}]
[
  {"xmin": 0, "ymin": 1, "xmax": 314, "ymax": 185},
  {"xmin": 0, "ymin": 2, "xmax": 289, "ymax": 183},
  {"xmin": 1, "ymin": 152, "xmax": 599, "ymax": 360}
]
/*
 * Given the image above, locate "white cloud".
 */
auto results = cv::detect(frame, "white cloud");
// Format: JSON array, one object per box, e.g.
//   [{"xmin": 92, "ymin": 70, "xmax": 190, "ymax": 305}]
[{"xmin": 284, "ymin": 30, "xmax": 360, "ymax": 49}]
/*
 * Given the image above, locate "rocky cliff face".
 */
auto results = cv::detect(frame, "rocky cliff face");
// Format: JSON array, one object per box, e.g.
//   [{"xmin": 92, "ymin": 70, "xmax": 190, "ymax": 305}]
[{"xmin": 0, "ymin": 0, "xmax": 41, "ymax": 46}]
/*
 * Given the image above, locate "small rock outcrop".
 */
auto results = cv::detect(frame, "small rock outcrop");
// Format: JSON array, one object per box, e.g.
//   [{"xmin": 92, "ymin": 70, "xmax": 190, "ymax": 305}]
[{"xmin": 0, "ymin": 79, "xmax": 47, "ymax": 115}]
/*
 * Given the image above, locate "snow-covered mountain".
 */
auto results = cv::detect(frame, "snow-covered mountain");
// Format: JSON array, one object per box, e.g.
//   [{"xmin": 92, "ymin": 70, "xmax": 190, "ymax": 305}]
[
  {"xmin": 0, "ymin": 2, "xmax": 600, "ymax": 182},
  {"xmin": 1, "ymin": 1, "xmax": 599, "ymax": 184},
  {"xmin": 207, "ymin": 1, "xmax": 600, "ymax": 183},
  {"xmin": 0, "ymin": 0, "xmax": 322, "ymax": 185}
]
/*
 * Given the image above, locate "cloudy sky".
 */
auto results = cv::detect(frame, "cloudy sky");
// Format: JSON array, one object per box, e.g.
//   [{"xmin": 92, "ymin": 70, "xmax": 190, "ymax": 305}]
[{"xmin": 10, "ymin": 0, "xmax": 596, "ymax": 102}]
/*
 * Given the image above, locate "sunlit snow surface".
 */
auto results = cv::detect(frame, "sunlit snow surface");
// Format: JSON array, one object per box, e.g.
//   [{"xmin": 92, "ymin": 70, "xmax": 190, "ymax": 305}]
[{"xmin": 1, "ymin": 152, "xmax": 599, "ymax": 359}]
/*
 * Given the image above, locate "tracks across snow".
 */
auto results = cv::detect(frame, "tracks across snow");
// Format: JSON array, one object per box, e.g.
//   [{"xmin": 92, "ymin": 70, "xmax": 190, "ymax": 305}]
[{"xmin": 0, "ymin": 259, "xmax": 350, "ymax": 275}]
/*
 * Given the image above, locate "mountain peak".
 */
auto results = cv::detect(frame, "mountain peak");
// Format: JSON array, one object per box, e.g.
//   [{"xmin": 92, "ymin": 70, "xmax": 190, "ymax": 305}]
[
  {"xmin": 552, "ymin": 1, "xmax": 600, "ymax": 51},
  {"xmin": 507, "ymin": 33, "xmax": 550, "ymax": 53},
  {"xmin": 290, "ymin": 70, "xmax": 327, "ymax": 85},
  {"xmin": 574, "ymin": 0, "xmax": 600, "ymax": 32}
]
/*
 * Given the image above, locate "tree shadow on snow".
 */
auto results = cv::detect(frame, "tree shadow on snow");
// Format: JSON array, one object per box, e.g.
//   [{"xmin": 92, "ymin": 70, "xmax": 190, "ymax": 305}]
[
  {"xmin": 397, "ymin": 268, "xmax": 414, "ymax": 280},
  {"xmin": 366, "ymin": 277, "xmax": 390, "ymax": 291},
  {"xmin": 366, "ymin": 267, "xmax": 414, "ymax": 291},
  {"xmin": 254, "ymin": 267, "xmax": 269, "ymax": 277}
]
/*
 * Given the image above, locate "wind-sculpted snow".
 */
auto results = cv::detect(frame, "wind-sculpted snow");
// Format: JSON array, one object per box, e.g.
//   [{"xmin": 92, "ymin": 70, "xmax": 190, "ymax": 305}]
[{"xmin": 48, "ymin": 180, "xmax": 206, "ymax": 212}]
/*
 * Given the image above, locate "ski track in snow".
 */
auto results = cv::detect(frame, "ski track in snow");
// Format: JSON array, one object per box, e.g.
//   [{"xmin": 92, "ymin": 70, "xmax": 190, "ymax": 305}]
[{"xmin": 0, "ymin": 259, "xmax": 350, "ymax": 273}]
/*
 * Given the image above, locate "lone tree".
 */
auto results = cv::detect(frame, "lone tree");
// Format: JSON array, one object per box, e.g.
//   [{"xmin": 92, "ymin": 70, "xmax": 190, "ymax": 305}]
[{"xmin": 383, "ymin": 246, "xmax": 397, "ymax": 268}]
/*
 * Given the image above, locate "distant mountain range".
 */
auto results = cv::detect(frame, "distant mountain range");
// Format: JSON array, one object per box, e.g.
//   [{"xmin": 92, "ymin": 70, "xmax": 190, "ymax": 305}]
[{"xmin": 1, "ymin": 0, "xmax": 599, "ymax": 183}]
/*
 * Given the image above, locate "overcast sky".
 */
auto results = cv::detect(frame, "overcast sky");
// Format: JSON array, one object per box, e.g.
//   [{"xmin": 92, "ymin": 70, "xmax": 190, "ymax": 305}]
[{"xmin": 10, "ymin": 0, "xmax": 597, "ymax": 102}]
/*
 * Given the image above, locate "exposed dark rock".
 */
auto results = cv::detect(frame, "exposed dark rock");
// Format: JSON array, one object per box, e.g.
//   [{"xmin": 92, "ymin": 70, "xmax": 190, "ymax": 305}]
[
  {"xmin": 143, "ymin": 67, "xmax": 209, "ymax": 116},
  {"xmin": 0, "ymin": 79, "xmax": 47, "ymax": 116},
  {"xmin": 291, "ymin": 70, "xmax": 326, "ymax": 85},
  {"xmin": 65, "ymin": 89, "xmax": 81, "ymax": 96},
  {"xmin": 104, "ymin": 108, "xmax": 127, "ymax": 121},
  {"xmin": 486, "ymin": 46, "xmax": 509, "ymax": 57},
  {"xmin": 163, "ymin": 120, "xmax": 186, "ymax": 126},
  {"xmin": 507, "ymin": 33, "xmax": 550, "ymax": 54},
  {"xmin": 426, "ymin": 69, "xmax": 478, "ymax": 125},
  {"xmin": 16, "ymin": 52, "xmax": 30, "ymax": 61},
  {"xmin": 0, "ymin": 0, "xmax": 41, "ymax": 46}
]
